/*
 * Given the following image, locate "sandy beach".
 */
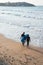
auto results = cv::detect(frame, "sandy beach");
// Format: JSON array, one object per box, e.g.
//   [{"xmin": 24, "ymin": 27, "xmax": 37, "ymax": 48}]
[{"xmin": 0, "ymin": 34, "xmax": 43, "ymax": 65}]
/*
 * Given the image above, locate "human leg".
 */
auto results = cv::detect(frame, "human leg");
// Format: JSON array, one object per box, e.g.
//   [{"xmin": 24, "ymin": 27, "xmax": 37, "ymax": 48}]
[
  {"xmin": 22, "ymin": 42, "xmax": 24, "ymax": 46},
  {"xmin": 27, "ymin": 41, "xmax": 29, "ymax": 47}
]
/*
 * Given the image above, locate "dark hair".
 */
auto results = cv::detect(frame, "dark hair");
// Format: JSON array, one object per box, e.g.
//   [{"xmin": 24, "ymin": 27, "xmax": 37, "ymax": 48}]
[{"xmin": 21, "ymin": 32, "xmax": 25, "ymax": 36}]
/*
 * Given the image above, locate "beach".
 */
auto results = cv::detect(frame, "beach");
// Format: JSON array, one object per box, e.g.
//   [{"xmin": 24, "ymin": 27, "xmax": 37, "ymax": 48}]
[
  {"xmin": 0, "ymin": 6, "xmax": 43, "ymax": 47},
  {"xmin": 0, "ymin": 34, "xmax": 43, "ymax": 65}
]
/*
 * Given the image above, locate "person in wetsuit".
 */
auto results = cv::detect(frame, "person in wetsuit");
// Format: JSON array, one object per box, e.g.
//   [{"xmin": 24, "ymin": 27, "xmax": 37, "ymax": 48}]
[
  {"xmin": 26, "ymin": 34, "xmax": 30, "ymax": 47},
  {"xmin": 21, "ymin": 32, "xmax": 26, "ymax": 46}
]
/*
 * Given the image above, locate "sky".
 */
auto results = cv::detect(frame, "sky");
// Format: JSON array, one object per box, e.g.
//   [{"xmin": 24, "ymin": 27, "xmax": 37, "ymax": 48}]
[{"xmin": 0, "ymin": 0, "xmax": 43, "ymax": 5}]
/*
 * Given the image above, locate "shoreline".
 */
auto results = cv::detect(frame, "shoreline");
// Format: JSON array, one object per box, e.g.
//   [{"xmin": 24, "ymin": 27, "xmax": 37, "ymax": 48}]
[
  {"xmin": 0, "ymin": 34, "xmax": 43, "ymax": 65},
  {"xmin": 0, "ymin": 34, "xmax": 43, "ymax": 53}
]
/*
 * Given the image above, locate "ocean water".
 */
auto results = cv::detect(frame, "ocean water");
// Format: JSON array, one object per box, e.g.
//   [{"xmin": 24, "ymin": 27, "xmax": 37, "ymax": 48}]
[{"xmin": 0, "ymin": 6, "xmax": 43, "ymax": 47}]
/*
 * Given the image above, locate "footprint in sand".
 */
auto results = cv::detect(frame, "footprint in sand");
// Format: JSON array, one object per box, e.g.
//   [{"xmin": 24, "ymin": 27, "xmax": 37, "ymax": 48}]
[
  {"xmin": 11, "ymin": 57, "xmax": 15, "ymax": 61},
  {"xmin": 0, "ymin": 52, "xmax": 2, "ymax": 55},
  {"xmin": 9, "ymin": 56, "xmax": 15, "ymax": 63}
]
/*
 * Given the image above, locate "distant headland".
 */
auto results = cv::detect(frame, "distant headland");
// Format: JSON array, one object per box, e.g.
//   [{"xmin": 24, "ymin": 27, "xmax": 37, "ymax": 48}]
[{"xmin": 0, "ymin": 2, "xmax": 35, "ymax": 7}]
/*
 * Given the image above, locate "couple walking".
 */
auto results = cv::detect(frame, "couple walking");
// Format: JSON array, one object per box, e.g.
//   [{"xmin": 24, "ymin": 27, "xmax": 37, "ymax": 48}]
[{"xmin": 20, "ymin": 32, "xmax": 30, "ymax": 47}]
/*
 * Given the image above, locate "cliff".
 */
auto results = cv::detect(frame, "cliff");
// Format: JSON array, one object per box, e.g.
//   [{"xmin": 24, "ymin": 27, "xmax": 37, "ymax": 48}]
[{"xmin": 0, "ymin": 2, "xmax": 35, "ymax": 7}]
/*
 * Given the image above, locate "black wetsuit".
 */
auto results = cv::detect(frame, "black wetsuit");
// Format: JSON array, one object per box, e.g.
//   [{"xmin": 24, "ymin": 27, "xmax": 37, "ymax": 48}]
[{"xmin": 27, "ymin": 36, "xmax": 30, "ymax": 46}]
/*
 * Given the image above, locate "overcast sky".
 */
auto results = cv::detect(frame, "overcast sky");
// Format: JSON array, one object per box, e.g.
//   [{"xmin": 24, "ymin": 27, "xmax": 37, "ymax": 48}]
[{"xmin": 0, "ymin": 0, "xmax": 43, "ymax": 5}]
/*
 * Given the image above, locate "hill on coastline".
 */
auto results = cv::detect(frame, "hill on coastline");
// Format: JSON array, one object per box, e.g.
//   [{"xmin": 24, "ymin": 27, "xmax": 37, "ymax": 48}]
[{"xmin": 0, "ymin": 2, "xmax": 35, "ymax": 7}]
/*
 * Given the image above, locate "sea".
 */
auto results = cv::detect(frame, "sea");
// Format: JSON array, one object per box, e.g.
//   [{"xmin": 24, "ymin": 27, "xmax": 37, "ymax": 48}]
[{"xmin": 0, "ymin": 6, "xmax": 43, "ymax": 48}]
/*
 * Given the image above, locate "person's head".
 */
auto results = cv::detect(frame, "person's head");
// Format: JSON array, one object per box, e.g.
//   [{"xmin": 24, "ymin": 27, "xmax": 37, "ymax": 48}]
[
  {"xmin": 23, "ymin": 32, "xmax": 25, "ymax": 35},
  {"xmin": 21, "ymin": 32, "xmax": 25, "ymax": 36}
]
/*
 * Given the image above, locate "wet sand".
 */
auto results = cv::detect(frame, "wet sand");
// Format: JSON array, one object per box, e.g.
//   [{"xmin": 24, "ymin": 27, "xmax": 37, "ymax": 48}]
[{"xmin": 0, "ymin": 34, "xmax": 43, "ymax": 65}]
